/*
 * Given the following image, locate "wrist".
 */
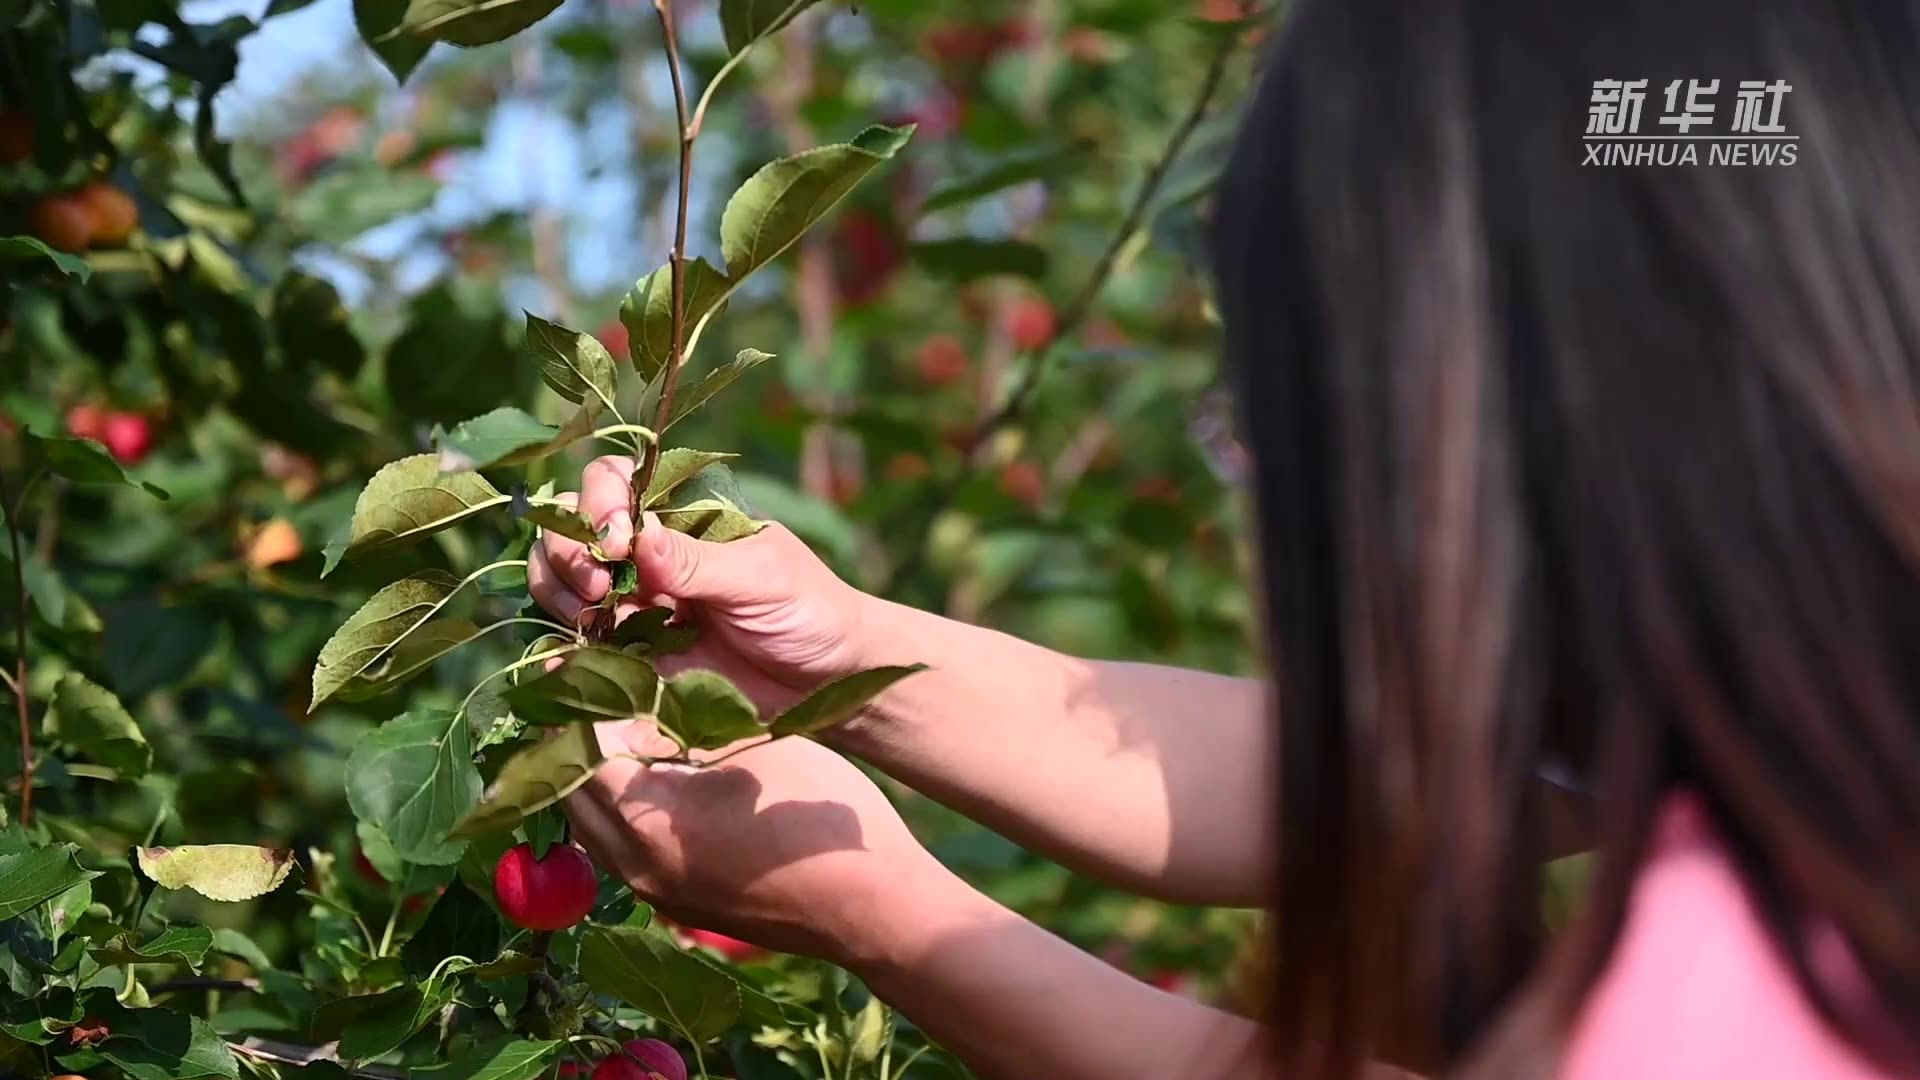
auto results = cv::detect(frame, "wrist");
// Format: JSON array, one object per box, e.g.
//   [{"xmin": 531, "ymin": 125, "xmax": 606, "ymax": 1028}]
[{"xmin": 838, "ymin": 853, "xmax": 1002, "ymax": 981}]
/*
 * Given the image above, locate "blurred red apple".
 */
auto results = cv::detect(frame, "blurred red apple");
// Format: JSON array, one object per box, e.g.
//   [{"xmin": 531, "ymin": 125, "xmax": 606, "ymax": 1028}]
[
  {"xmin": 914, "ymin": 334, "xmax": 969, "ymax": 386},
  {"xmin": 100, "ymin": 412, "xmax": 153, "ymax": 465}
]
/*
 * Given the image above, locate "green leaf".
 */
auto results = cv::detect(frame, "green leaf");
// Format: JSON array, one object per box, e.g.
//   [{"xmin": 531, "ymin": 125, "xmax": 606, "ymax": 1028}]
[
  {"xmin": 0, "ymin": 545, "xmax": 101, "ymax": 633},
  {"xmin": 618, "ymin": 258, "xmax": 733, "ymax": 383},
  {"xmin": 664, "ymin": 348, "xmax": 774, "ymax": 431},
  {"xmin": 311, "ymin": 571, "xmax": 462, "ymax": 710},
  {"xmin": 607, "ymin": 607, "xmax": 698, "ymax": 654},
  {"xmin": 643, "ymin": 449, "xmax": 739, "ymax": 506},
  {"xmin": 0, "ymin": 845, "xmax": 99, "ymax": 921},
  {"xmin": 661, "ymin": 670, "xmax": 761, "ymax": 751},
  {"xmin": 45, "ymin": 672, "xmax": 150, "ymax": 778},
  {"xmin": 448, "ymin": 722, "xmax": 603, "ymax": 839},
  {"xmin": 37, "ymin": 879, "xmax": 90, "ymax": 947},
  {"xmin": 436, "ymin": 405, "xmax": 595, "ymax": 471},
  {"xmin": 519, "ymin": 501, "xmax": 600, "ymax": 546},
  {"xmin": 322, "ymin": 454, "xmax": 507, "ymax": 576},
  {"xmin": 503, "ymin": 647, "xmax": 657, "ymax": 727},
  {"xmin": 337, "ymin": 982, "xmax": 454, "ymax": 1062},
  {"xmin": 719, "ymin": 124, "xmax": 914, "ymax": 285},
  {"xmin": 656, "ymin": 499, "xmax": 763, "ymax": 544},
  {"xmin": 399, "ymin": 0, "xmax": 562, "ymax": 45},
  {"xmin": 909, "ymin": 238, "xmax": 1049, "ymax": 282},
  {"xmin": 579, "ymin": 925, "xmax": 741, "ymax": 1042},
  {"xmin": 345, "ymin": 710, "xmax": 482, "ymax": 864},
  {"xmin": 719, "ymin": 0, "xmax": 823, "ymax": 53},
  {"xmin": 921, "ymin": 143, "xmax": 1088, "ymax": 212},
  {"xmin": 272, "ymin": 271, "xmax": 365, "ymax": 377},
  {"xmin": 355, "ymin": 0, "xmax": 432, "ymax": 80},
  {"xmin": 418, "ymin": 1038, "xmax": 562, "ymax": 1080},
  {"xmin": 524, "ymin": 805, "xmax": 566, "ymax": 859},
  {"xmin": 98, "ymin": 1003, "xmax": 239, "ymax": 1080},
  {"xmin": 402, "ymin": 882, "xmax": 499, "ymax": 978},
  {"xmin": 526, "ymin": 313, "xmax": 617, "ymax": 410},
  {"xmin": 135, "ymin": 845, "xmax": 297, "ymax": 902},
  {"xmin": 89, "ymin": 924, "xmax": 216, "ymax": 968},
  {"xmin": 21, "ymin": 430, "xmax": 167, "ymax": 498},
  {"xmin": 335, "ymin": 617, "xmax": 487, "ymax": 703},
  {"xmin": 0, "ymin": 235, "xmax": 91, "ymax": 281},
  {"xmin": 289, "ymin": 161, "xmax": 440, "ymax": 243},
  {"xmin": 770, "ymin": 665, "xmax": 928, "ymax": 737}
]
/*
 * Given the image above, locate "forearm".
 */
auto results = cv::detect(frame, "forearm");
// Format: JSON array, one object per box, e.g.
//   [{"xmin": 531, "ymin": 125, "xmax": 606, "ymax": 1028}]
[
  {"xmin": 830, "ymin": 596, "xmax": 1276, "ymax": 906},
  {"xmin": 853, "ymin": 860, "xmax": 1270, "ymax": 1080}
]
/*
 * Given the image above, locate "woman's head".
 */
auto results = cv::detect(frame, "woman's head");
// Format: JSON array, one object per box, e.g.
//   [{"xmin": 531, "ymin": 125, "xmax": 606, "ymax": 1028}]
[{"xmin": 1212, "ymin": 0, "xmax": 1920, "ymax": 1073}]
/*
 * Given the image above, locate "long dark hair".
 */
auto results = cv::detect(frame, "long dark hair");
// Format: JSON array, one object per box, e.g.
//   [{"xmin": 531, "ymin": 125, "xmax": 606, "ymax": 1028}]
[{"xmin": 1211, "ymin": 0, "xmax": 1920, "ymax": 1074}]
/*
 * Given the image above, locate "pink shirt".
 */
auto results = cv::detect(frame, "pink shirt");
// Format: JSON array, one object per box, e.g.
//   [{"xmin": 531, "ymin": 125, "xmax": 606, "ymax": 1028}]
[{"xmin": 1564, "ymin": 795, "xmax": 1916, "ymax": 1079}]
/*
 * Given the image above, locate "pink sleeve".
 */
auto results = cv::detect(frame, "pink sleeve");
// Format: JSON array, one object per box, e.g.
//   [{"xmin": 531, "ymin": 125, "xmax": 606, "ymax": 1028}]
[{"xmin": 1562, "ymin": 795, "xmax": 1910, "ymax": 1080}]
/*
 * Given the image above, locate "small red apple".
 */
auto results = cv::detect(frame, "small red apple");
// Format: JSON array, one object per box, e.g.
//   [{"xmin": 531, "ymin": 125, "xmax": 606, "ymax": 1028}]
[
  {"xmin": 914, "ymin": 334, "xmax": 969, "ymax": 387},
  {"xmin": 493, "ymin": 842, "xmax": 598, "ymax": 931},
  {"xmin": 596, "ymin": 319, "xmax": 630, "ymax": 359},
  {"xmin": 30, "ymin": 194, "xmax": 94, "ymax": 254},
  {"xmin": 682, "ymin": 926, "xmax": 765, "ymax": 963},
  {"xmin": 999, "ymin": 461, "xmax": 1045, "ymax": 508},
  {"xmin": 1004, "ymin": 297, "xmax": 1057, "ymax": 351},
  {"xmin": 832, "ymin": 209, "xmax": 905, "ymax": 307},
  {"xmin": 351, "ymin": 847, "xmax": 386, "ymax": 887},
  {"xmin": 100, "ymin": 411, "xmax": 153, "ymax": 465},
  {"xmin": 65, "ymin": 403, "xmax": 107, "ymax": 441},
  {"xmin": 592, "ymin": 1039, "xmax": 688, "ymax": 1080}
]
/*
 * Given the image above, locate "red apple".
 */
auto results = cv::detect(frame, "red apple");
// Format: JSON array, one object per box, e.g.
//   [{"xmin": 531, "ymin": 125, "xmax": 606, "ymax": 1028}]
[
  {"xmin": 100, "ymin": 411, "xmax": 153, "ymax": 465},
  {"xmin": 999, "ymin": 461, "xmax": 1045, "ymax": 508},
  {"xmin": 351, "ymin": 848, "xmax": 386, "ymax": 887},
  {"xmin": 914, "ymin": 334, "xmax": 969, "ymax": 387},
  {"xmin": 596, "ymin": 319, "xmax": 630, "ymax": 359},
  {"xmin": 592, "ymin": 1039, "xmax": 687, "ymax": 1080},
  {"xmin": 682, "ymin": 927, "xmax": 765, "ymax": 963},
  {"xmin": 30, "ymin": 194, "xmax": 93, "ymax": 254},
  {"xmin": 832, "ymin": 209, "xmax": 905, "ymax": 307},
  {"xmin": 493, "ymin": 842, "xmax": 598, "ymax": 931},
  {"xmin": 1004, "ymin": 297, "xmax": 1057, "ymax": 351},
  {"xmin": 65, "ymin": 403, "xmax": 107, "ymax": 441}
]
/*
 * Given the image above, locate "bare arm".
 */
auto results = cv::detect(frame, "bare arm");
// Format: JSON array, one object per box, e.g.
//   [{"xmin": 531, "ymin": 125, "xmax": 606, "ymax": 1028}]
[{"xmin": 833, "ymin": 595, "xmax": 1278, "ymax": 907}]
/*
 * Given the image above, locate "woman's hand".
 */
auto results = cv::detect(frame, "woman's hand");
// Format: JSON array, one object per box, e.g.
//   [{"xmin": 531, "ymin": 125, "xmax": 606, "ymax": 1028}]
[
  {"xmin": 528, "ymin": 455, "xmax": 875, "ymax": 712},
  {"xmin": 565, "ymin": 720, "xmax": 941, "ymax": 968}
]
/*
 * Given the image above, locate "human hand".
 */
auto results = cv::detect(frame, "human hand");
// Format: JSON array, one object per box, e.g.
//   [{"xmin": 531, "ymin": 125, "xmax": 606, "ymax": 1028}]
[
  {"xmin": 528, "ymin": 455, "xmax": 881, "ymax": 714},
  {"xmin": 565, "ymin": 720, "xmax": 948, "ymax": 967}
]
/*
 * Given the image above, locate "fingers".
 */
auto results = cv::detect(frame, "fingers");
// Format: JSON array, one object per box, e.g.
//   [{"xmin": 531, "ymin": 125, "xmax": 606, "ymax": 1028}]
[
  {"xmin": 580, "ymin": 456, "xmax": 638, "ymax": 561},
  {"xmin": 528, "ymin": 534, "xmax": 595, "ymax": 628},
  {"xmin": 632, "ymin": 513, "xmax": 797, "ymax": 605}
]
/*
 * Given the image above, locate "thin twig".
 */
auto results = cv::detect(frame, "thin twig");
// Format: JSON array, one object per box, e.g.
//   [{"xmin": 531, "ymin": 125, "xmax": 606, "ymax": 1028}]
[
  {"xmin": 229, "ymin": 1038, "xmax": 407, "ymax": 1080},
  {"xmin": 1, "ymin": 469, "xmax": 34, "ymax": 827},
  {"xmin": 632, "ymin": 0, "xmax": 695, "ymax": 509},
  {"xmin": 976, "ymin": 30, "xmax": 1241, "ymax": 440}
]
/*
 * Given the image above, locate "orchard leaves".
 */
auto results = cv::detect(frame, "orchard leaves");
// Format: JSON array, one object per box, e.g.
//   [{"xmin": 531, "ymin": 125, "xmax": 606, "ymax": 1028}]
[
  {"xmin": 321, "ymin": 455, "xmax": 507, "ymax": 575},
  {"xmin": 449, "ymin": 722, "xmax": 602, "ymax": 839},
  {"xmin": 719, "ymin": 0, "xmax": 825, "ymax": 54},
  {"xmin": 527, "ymin": 312, "xmax": 617, "ymax": 411},
  {"xmin": 311, "ymin": 571, "xmax": 462, "ymax": 709},
  {"xmin": 720, "ymin": 124, "xmax": 914, "ymax": 283},
  {"xmin": 620, "ymin": 260, "xmax": 732, "ymax": 383},
  {"xmin": 0, "ymin": 845, "xmax": 99, "ymax": 921},
  {"xmin": 346, "ymin": 710, "xmax": 483, "ymax": 864},
  {"xmin": 503, "ymin": 647, "xmax": 658, "ymax": 727},
  {"xmin": 580, "ymin": 926, "xmax": 742, "ymax": 1042},
  {"xmin": 135, "ymin": 845, "xmax": 297, "ymax": 902},
  {"xmin": 769, "ymin": 664, "xmax": 929, "ymax": 737},
  {"xmin": 45, "ymin": 672, "xmax": 151, "ymax": 778}
]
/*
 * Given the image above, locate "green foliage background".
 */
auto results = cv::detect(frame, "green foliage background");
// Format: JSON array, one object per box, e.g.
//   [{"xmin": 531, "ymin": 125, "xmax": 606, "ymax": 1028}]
[{"xmin": 0, "ymin": 0, "xmax": 1269, "ymax": 1075}]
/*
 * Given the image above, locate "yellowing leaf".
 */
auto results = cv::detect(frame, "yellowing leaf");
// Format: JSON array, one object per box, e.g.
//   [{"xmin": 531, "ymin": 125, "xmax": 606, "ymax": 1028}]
[{"xmin": 136, "ymin": 845, "xmax": 297, "ymax": 902}]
